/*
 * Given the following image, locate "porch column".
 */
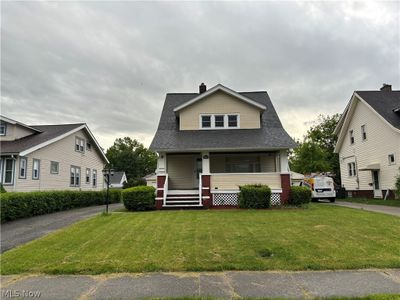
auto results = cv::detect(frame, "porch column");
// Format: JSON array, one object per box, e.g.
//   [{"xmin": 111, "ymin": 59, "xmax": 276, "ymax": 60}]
[
  {"xmin": 201, "ymin": 151, "xmax": 210, "ymax": 174},
  {"xmin": 279, "ymin": 150, "xmax": 290, "ymax": 205},
  {"xmin": 279, "ymin": 149, "xmax": 289, "ymax": 173},
  {"xmin": 157, "ymin": 152, "xmax": 167, "ymax": 175}
]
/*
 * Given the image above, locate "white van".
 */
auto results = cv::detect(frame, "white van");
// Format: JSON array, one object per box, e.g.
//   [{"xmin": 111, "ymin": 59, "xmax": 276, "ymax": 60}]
[{"xmin": 303, "ymin": 176, "xmax": 336, "ymax": 202}]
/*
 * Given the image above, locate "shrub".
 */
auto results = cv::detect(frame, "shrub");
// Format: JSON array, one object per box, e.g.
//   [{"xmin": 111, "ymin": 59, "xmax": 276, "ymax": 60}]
[
  {"xmin": 289, "ymin": 186, "xmax": 312, "ymax": 206},
  {"xmin": 0, "ymin": 190, "xmax": 121, "ymax": 223},
  {"xmin": 238, "ymin": 184, "xmax": 271, "ymax": 209},
  {"xmin": 395, "ymin": 174, "xmax": 400, "ymax": 199},
  {"xmin": 0, "ymin": 184, "xmax": 6, "ymax": 193},
  {"xmin": 123, "ymin": 178, "xmax": 147, "ymax": 189},
  {"xmin": 122, "ymin": 186, "xmax": 155, "ymax": 211}
]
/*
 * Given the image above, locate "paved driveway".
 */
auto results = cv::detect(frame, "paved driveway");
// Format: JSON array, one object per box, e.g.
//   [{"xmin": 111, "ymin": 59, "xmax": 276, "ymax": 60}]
[
  {"xmin": 332, "ymin": 201, "xmax": 400, "ymax": 217},
  {"xmin": 1, "ymin": 203, "xmax": 123, "ymax": 253},
  {"xmin": 1, "ymin": 269, "xmax": 400, "ymax": 299}
]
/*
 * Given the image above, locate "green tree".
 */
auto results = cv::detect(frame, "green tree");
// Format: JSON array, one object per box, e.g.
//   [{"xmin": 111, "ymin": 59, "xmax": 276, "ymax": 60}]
[
  {"xmin": 290, "ymin": 140, "xmax": 330, "ymax": 174},
  {"xmin": 106, "ymin": 137, "xmax": 157, "ymax": 181},
  {"xmin": 290, "ymin": 114, "xmax": 341, "ymax": 183}
]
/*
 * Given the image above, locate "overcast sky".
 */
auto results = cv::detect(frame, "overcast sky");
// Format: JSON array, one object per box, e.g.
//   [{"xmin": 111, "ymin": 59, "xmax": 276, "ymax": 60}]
[{"xmin": 1, "ymin": 1, "xmax": 399, "ymax": 150}]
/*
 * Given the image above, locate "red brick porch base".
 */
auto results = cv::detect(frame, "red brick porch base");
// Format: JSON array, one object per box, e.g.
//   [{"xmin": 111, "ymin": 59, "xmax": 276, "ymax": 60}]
[
  {"xmin": 280, "ymin": 173, "xmax": 290, "ymax": 205},
  {"xmin": 202, "ymin": 175, "xmax": 212, "ymax": 208},
  {"xmin": 156, "ymin": 175, "xmax": 166, "ymax": 209}
]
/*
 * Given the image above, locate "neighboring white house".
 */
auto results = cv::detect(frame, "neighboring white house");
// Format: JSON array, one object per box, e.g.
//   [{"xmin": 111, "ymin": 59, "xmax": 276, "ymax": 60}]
[
  {"xmin": 144, "ymin": 173, "xmax": 157, "ymax": 189},
  {"xmin": 109, "ymin": 171, "xmax": 128, "ymax": 188},
  {"xmin": 334, "ymin": 84, "xmax": 400, "ymax": 199},
  {"xmin": 0, "ymin": 115, "xmax": 108, "ymax": 192},
  {"xmin": 149, "ymin": 83, "xmax": 296, "ymax": 209}
]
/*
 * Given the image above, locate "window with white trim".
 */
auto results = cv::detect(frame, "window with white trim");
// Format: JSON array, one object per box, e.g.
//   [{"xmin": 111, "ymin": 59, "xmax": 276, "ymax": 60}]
[
  {"xmin": 92, "ymin": 169, "xmax": 97, "ymax": 187},
  {"xmin": 86, "ymin": 141, "xmax": 92, "ymax": 151},
  {"xmin": 19, "ymin": 157, "xmax": 27, "ymax": 179},
  {"xmin": 361, "ymin": 125, "xmax": 367, "ymax": 141},
  {"xmin": 86, "ymin": 168, "xmax": 91, "ymax": 184},
  {"xmin": 0, "ymin": 123, "xmax": 6, "ymax": 136},
  {"xmin": 70, "ymin": 166, "xmax": 80, "ymax": 187},
  {"xmin": 388, "ymin": 154, "xmax": 396, "ymax": 165},
  {"xmin": 348, "ymin": 162, "xmax": 356, "ymax": 177},
  {"xmin": 200, "ymin": 114, "xmax": 240, "ymax": 129},
  {"xmin": 32, "ymin": 159, "xmax": 40, "ymax": 180},
  {"xmin": 349, "ymin": 130, "xmax": 354, "ymax": 145},
  {"xmin": 3, "ymin": 158, "xmax": 15, "ymax": 184},
  {"xmin": 50, "ymin": 161, "xmax": 59, "ymax": 174},
  {"xmin": 75, "ymin": 137, "xmax": 85, "ymax": 153}
]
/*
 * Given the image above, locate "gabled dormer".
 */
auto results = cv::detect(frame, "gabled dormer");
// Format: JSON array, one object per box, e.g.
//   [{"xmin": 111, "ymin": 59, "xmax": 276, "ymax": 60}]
[
  {"xmin": 173, "ymin": 84, "xmax": 266, "ymax": 131},
  {"xmin": 0, "ymin": 115, "xmax": 41, "ymax": 141}
]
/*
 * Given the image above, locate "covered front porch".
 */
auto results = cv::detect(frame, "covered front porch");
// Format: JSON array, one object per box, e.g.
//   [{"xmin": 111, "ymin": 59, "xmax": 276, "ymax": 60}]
[{"xmin": 155, "ymin": 150, "xmax": 290, "ymax": 208}]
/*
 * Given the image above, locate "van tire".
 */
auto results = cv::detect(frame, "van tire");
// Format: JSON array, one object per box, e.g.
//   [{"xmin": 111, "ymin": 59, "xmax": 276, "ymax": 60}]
[{"xmin": 329, "ymin": 198, "xmax": 336, "ymax": 203}]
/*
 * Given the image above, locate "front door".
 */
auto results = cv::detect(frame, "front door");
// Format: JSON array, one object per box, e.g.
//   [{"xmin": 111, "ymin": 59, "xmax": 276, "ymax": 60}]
[
  {"xmin": 194, "ymin": 158, "xmax": 202, "ymax": 187},
  {"xmin": 372, "ymin": 170, "xmax": 382, "ymax": 198}
]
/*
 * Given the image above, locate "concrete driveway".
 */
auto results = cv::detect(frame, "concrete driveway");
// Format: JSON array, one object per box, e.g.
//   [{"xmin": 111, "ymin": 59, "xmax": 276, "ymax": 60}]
[
  {"xmin": 1, "ymin": 269, "xmax": 400, "ymax": 299},
  {"xmin": 1, "ymin": 203, "xmax": 123, "ymax": 253},
  {"xmin": 332, "ymin": 201, "xmax": 400, "ymax": 217}
]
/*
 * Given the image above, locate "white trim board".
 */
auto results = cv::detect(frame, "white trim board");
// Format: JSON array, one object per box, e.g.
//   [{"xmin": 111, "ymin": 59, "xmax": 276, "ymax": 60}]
[{"xmin": 173, "ymin": 84, "xmax": 267, "ymax": 112}]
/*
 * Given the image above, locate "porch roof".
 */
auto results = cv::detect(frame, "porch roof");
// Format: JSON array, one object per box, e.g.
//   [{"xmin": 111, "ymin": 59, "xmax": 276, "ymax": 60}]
[{"xmin": 150, "ymin": 91, "xmax": 296, "ymax": 152}]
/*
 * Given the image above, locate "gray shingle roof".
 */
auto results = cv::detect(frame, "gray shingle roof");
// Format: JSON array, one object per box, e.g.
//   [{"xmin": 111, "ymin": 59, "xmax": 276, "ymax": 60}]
[
  {"xmin": 110, "ymin": 171, "xmax": 126, "ymax": 184},
  {"xmin": 150, "ymin": 91, "xmax": 296, "ymax": 152},
  {"xmin": 356, "ymin": 90, "xmax": 400, "ymax": 130},
  {"xmin": 0, "ymin": 123, "xmax": 84, "ymax": 154}
]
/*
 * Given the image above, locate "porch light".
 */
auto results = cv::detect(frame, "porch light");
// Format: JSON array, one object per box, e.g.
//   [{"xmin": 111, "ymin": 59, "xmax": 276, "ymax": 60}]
[{"xmin": 203, "ymin": 155, "xmax": 209, "ymax": 159}]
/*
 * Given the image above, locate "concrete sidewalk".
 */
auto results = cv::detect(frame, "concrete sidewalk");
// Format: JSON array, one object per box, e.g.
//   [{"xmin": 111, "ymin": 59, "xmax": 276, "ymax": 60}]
[
  {"xmin": 333, "ymin": 201, "xmax": 400, "ymax": 217},
  {"xmin": 1, "ymin": 203, "xmax": 123, "ymax": 253},
  {"xmin": 1, "ymin": 269, "xmax": 400, "ymax": 299}
]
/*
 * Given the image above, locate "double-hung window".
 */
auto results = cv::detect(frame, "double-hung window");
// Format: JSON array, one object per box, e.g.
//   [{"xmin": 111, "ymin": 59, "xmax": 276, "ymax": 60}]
[
  {"xmin": 92, "ymin": 169, "xmax": 97, "ymax": 187},
  {"xmin": 75, "ymin": 137, "xmax": 85, "ymax": 153},
  {"xmin": 70, "ymin": 166, "xmax": 80, "ymax": 187},
  {"xmin": 32, "ymin": 159, "xmax": 40, "ymax": 180},
  {"xmin": 19, "ymin": 157, "xmax": 27, "ymax": 179},
  {"xmin": 348, "ymin": 162, "xmax": 356, "ymax": 177},
  {"xmin": 2, "ymin": 158, "xmax": 15, "ymax": 184},
  {"xmin": 214, "ymin": 115, "xmax": 225, "ymax": 128},
  {"xmin": 0, "ymin": 123, "xmax": 6, "ymax": 136},
  {"xmin": 361, "ymin": 125, "xmax": 367, "ymax": 141},
  {"xmin": 201, "ymin": 115, "xmax": 211, "ymax": 128},
  {"xmin": 50, "ymin": 161, "xmax": 59, "ymax": 174},
  {"xmin": 200, "ymin": 114, "xmax": 240, "ymax": 129},
  {"xmin": 228, "ymin": 115, "xmax": 238, "ymax": 127},
  {"xmin": 388, "ymin": 154, "xmax": 396, "ymax": 165},
  {"xmin": 349, "ymin": 130, "xmax": 354, "ymax": 145},
  {"xmin": 86, "ymin": 168, "xmax": 91, "ymax": 184}
]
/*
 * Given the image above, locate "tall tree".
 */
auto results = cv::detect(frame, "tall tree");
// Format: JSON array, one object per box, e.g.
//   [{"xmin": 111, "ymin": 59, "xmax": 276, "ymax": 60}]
[
  {"xmin": 290, "ymin": 114, "xmax": 341, "ymax": 183},
  {"xmin": 290, "ymin": 140, "xmax": 330, "ymax": 174},
  {"xmin": 106, "ymin": 137, "xmax": 157, "ymax": 180}
]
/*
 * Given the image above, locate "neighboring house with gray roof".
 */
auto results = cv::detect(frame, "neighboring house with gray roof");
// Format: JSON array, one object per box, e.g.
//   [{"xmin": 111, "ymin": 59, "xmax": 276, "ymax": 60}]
[
  {"xmin": 150, "ymin": 83, "xmax": 296, "ymax": 209},
  {"xmin": 109, "ymin": 171, "xmax": 127, "ymax": 188},
  {"xmin": 0, "ymin": 115, "xmax": 108, "ymax": 192},
  {"xmin": 334, "ymin": 84, "xmax": 400, "ymax": 199}
]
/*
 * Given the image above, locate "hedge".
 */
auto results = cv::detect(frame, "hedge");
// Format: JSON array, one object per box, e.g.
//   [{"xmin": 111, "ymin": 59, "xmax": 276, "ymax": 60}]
[
  {"xmin": 122, "ymin": 186, "xmax": 155, "ymax": 211},
  {"xmin": 238, "ymin": 184, "xmax": 271, "ymax": 209},
  {"xmin": 396, "ymin": 174, "xmax": 400, "ymax": 199},
  {"xmin": 289, "ymin": 186, "xmax": 312, "ymax": 206},
  {"xmin": 0, "ymin": 189, "xmax": 121, "ymax": 223}
]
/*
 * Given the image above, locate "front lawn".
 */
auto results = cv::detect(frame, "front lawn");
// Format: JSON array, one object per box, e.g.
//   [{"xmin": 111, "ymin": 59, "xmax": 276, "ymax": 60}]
[
  {"xmin": 339, "ymin": 198, "xmax": 400, "ymax": 207},
  {"xmin": 1, "ymin": 205, "xmax": 400, "ymax": 274}
]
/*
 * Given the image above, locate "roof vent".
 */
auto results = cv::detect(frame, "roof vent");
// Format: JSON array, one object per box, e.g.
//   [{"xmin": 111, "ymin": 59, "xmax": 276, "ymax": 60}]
[
  {"xmin": 380, "ymin": 83, "xmax": 392, "ymax": 92},
  {"xmin": 199, "ymin": 83, "xmax": 207, "ymax": 94}
]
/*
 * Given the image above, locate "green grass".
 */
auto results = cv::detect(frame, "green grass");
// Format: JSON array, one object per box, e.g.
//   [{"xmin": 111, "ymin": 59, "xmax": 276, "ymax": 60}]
[
  {"xmin": 1, "ymin": 204, "xmax": 400, "ymax": 274},
  {"xmin": 340, "ymin": 198, "xmax": 400, "ymax": 207}
]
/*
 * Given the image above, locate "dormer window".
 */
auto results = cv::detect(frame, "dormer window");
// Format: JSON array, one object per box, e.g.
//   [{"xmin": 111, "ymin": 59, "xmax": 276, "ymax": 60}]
[
  {"xmin": 200, "ymin": 114, "xmax": 240, "ymax": 129},
  {"xmin": 349, "ymin": 130, "xmax": 354, "ymax": 145}
]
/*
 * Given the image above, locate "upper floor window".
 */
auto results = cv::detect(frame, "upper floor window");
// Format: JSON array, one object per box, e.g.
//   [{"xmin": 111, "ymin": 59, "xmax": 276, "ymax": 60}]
[
  {"xmin": 75, "ymin": 137, "xmax": 85, "ymax": 153},
  {"xmin": 200, "ymin": 114, "xmax": 240, "ymax": 129},
  {"xmin": 19, "ymin": 157, "xmax": 27, "ymax": 179},
  {"xmin": 0, "ymin": 123, "xmax": 6, "ymax": 136},
  {"xmin": 349, "ymin": 130, "xmax": 354, "ymax": 145},
  {"xmin": 86, "ymin": 141, "xmax": 92, "ymax": 151},
  {"xmin": 361, "ymin": 125, "xmax": 367, "ymax": 141},
  {"xmin": 50, "ymin": 161, "xmax": 59, "ymax": 174},
  {"xmin": 86, "ymin": 168, "xmax": 91, "ymax": 184},
  {"xmin": 92, "ymin": 169, "xmax": 97, "ymax": 187},
  {"xmin": 32, "ymin": 159, "xmax": 40, "ymax": 180},
  {"xmin": 388, "ymin": 154, "xmax": 396, "ymax": 165},
  {"xmin": 348, "ymin": 162, "xmax": 356, "ymax": 177}
]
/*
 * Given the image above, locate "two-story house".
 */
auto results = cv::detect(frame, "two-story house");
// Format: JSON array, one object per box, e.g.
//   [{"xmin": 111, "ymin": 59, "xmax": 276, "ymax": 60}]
[
  {"xmin": 0, "ymin": 115, "xmax": 108, "ymax": 192},
  {"xmin": 150, "ymin": 83, "xmax": 296, "ymax": 208},
  {"xmin": 334, "ymin": 84, "xmax": 400, "ymax": 199}
]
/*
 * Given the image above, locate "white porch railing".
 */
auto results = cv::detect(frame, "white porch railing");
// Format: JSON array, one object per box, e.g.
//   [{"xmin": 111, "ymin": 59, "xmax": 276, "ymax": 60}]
[
  {"xmin": 198, "ymin": 173, "xmax": 202, "ymax": 206},
  {"xmin": 163, "ymin": 174, "xmax": 168, "ymax": 207}
]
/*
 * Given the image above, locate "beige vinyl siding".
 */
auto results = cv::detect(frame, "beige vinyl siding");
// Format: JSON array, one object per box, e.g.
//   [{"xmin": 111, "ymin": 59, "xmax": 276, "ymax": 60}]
[
  {"xmin": 167, "ymin": 154, "xmax": 199, "ymax": 189},
  {"xmin": 211, "ymin": 173, "xmax": 281, "ymax": 190},
  {"xmin": 338, "ymin": 98, "xmax": 400, "ymax": 191},
  {"xmin": 179, "ymin": 91, "xmax": 261, "ymax": 130},
  {"xmin": 0, "ymin": 123, "xmax": 35, "ymax": 141},
  {"xmin": 210, "ymin": 153, "xmax": 276, "ymax": 173},
  {"xmin": 14, "ymin": 129, "xmax": 105, "ymax": 192}
]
